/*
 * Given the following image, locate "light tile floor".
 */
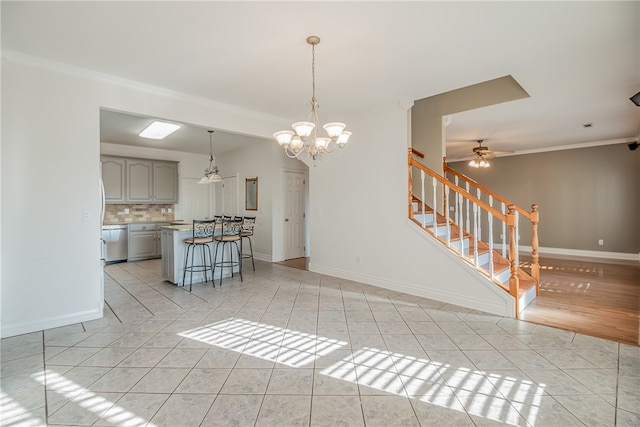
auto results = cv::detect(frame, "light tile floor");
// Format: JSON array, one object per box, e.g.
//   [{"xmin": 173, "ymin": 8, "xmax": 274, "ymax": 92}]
[{"xmin": 1, "ymin": 259, "xmax": 639, "ymax": 426}]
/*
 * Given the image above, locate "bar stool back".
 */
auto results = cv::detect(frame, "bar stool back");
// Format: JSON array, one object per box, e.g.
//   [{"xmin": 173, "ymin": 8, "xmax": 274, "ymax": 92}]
[
  {"xmin": 182, "ymin": 219, "xmax": 215, "ymax": 291},
  {"xmin": 212, "ymin": 217, "xmax": 243, "ymax": 286}
]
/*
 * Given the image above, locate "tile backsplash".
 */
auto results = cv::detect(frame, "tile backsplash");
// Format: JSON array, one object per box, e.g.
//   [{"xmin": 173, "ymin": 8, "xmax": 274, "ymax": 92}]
[{"xmin": 104, "ymin": 204, "xmax": 175, "ymax": 224}]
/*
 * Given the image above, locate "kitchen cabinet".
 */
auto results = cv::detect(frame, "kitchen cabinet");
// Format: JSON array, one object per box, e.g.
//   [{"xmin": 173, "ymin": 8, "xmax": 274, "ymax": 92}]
[
  {"xmin": 128, "ymin": 222, "xmax": 169, "ymax": 261},
  {"xmin": 100, "ymin": 156, "xmax": 179, "ymax": 204},
  {"xmin": 126, "ymin": 159, "xmax": 153, "ymax": 202},
  {"xmin": 153, "ymin": 161, "xmax": 178, "ymax": 203},
  {"xmin": 101, "ymin": 157, "xmax": 126, "ymax": 203}
]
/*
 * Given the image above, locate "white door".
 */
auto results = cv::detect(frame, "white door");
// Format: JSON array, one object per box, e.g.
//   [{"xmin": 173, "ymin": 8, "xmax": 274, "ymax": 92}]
[
  {"xmin": 222, "ymin": 175, "xmax": 239, "ymax": 216},
  {"xmin": 181, "ymin": 178, "xmax": 211, "ymax": 221},
  {"xmin": 284, "ymin": 171, "xmax": 306, "ymax": 260}
]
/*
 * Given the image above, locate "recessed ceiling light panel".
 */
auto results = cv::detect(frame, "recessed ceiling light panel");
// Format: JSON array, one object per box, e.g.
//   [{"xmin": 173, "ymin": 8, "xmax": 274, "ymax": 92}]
[{"xmin": 139, "ymin": 121, "xmax": 181, "ymax": 139}]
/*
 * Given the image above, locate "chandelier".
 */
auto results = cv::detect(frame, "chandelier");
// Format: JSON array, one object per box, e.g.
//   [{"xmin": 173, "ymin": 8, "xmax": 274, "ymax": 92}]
[
  {"xmin": 198, "ymin": 130, "xmax": 223, "ymax": 184},
  {"xmin": 273, "ymin": 36, "xmax": 351, "ymax": 164}
]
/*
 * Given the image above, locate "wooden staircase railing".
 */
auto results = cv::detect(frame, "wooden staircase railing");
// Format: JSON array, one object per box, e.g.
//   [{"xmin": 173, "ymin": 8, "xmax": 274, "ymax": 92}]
[
  {"xmin": 442, "ymin": 157, "xmax": 540, "ymax": 290},
  {"xmin": 408, "ymin": 149, "xmax": 540, "ymax": 317}
]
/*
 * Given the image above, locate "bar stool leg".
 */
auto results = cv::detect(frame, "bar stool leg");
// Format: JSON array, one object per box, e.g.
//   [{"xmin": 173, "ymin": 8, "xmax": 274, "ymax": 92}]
[{"xmin": 245, "ymin": 236, "xmax": 255, "ymax": 271}]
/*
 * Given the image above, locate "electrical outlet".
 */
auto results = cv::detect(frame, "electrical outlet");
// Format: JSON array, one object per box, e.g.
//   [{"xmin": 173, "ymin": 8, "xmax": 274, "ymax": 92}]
[
  {"xmin": 124, "ymin": 208, "xmax": 130, "ymax": 214},
  {"xmin": 168, "ymin": 208, "xmax": 172, "ymax": 213},
  {"xmin": 598, "ymin": 239, "xmax": 604, "ymax": 246},
  {"xmin": 161, "ymin": 208, "xmax": 166, "ymax": 213}
]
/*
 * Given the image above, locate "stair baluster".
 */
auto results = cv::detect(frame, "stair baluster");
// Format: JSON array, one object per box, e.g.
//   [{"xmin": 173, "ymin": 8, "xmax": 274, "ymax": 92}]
[{"xmin": 488, "ymin": 195, "xmax": 494, "ymax": 279}]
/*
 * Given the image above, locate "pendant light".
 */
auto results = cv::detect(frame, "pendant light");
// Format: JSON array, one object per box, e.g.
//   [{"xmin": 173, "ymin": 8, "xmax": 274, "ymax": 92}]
[{"xmin": 198, "ymin": 130, "xmax": 223, "ymax": 184}]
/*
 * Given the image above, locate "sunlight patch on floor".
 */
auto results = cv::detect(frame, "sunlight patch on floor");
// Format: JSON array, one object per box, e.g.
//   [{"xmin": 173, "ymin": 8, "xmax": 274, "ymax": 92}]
[
  {"xmin": 32, "ymin": 370, "xmax": 157, "ymax": 427},
  {"xmin": 182, "ymin": 318, "xmax": 546, "ymax": 426}
]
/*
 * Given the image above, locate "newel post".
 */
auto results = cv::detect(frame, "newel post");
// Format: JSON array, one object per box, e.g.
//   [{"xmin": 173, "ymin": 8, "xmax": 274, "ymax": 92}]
[
  {"xmin": 507, "ymin": 204, "xmax": 520, "ymax": 317},
  {"xmin": 408, "ymin": 149, "xmax": 414, "ymax": 219},
  {"xmin": 530, "ymin": 204, "xmax": 540, "ymax": 295}
]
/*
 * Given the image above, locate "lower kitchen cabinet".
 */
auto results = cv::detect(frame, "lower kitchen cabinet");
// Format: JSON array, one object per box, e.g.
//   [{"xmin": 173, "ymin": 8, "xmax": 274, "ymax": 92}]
[{"xmin": 128, "ymin": 223, "xmax": 169, "ymax": 261}]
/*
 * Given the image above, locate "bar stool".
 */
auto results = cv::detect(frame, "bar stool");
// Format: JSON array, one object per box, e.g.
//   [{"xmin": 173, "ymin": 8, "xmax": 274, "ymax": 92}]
[
  {"xmin": 241, "ymin": 216, "xmax": 256, "ymax": 271},
  {"xmin": 182, "ymin": 219, "xmax": 215, "ymax": 292},
  {"xmin": 212, "ymin": 217, "xmax": 243, "ymax": 287}
]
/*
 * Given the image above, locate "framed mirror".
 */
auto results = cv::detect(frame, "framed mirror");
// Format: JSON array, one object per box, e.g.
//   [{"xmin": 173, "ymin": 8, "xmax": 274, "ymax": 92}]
[{"xmin": 245, "ymin": 177, "xmax": 258, "ymax": 211}]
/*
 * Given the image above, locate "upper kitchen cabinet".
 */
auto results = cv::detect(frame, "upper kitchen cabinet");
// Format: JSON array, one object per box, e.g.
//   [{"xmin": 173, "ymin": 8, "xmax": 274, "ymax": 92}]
[
  {"xmin": 101, "ymin": 157, "xmax": 126, "ymax": 203},
  {"xmin": 127, "ymin": 159, "xmax": 153, "ymax": 202},
  {"xmin": 153, "ymin": 161, "xmax": 179, "ymax": 203},
  {"xmin": 101, "ymin": 156, "xmax": 179, "ymax": 204}
]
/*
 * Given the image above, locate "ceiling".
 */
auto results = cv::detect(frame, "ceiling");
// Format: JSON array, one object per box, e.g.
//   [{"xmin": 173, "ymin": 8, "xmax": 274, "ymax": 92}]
[{"xmin": 3, "ymin": 2, "xmax": 639, "ymax": 160}]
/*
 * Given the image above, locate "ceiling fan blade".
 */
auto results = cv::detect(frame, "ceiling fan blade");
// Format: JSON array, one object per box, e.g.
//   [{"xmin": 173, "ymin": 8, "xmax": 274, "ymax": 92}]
[
  {"xmin": 487, "ymin": 149, "xmax": 515, "ymax": 154},
  {"xmin": 447, "ymin": 155, "xmax": 476, "ymax": 162}
]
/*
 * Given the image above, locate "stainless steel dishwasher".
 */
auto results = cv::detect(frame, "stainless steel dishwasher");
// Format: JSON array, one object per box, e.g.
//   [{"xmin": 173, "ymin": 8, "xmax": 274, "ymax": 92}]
[{"xmin": 102, "ymin": 224, "xmax": 128, "ymax": 263}]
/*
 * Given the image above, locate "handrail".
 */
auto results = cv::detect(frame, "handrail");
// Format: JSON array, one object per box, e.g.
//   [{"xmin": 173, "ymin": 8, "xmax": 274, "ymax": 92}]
[
  {"xmin": 410, "ymin": 148, "xmax": 425, "ymax": 159},
  {"xmin": 443, "ymin": 158, "xmax": 532, "ymax": 220}
]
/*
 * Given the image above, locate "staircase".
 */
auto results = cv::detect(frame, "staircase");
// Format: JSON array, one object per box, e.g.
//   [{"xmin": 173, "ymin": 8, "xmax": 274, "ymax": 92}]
[{"xmin": 408, "ymin": 150, "xmax": 540, "ymax": 317}]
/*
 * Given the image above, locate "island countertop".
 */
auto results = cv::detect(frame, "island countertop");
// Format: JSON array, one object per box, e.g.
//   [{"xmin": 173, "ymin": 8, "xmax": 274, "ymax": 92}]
[{"xmin": 160, "ymin": 224, "xmax": 194, "ymax": 231}]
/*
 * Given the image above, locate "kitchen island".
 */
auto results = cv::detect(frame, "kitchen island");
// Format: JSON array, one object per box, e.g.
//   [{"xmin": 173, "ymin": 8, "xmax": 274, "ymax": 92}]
[{"xmin": 160, "ymin": 224, "xmax": 240, "ymax": 287}]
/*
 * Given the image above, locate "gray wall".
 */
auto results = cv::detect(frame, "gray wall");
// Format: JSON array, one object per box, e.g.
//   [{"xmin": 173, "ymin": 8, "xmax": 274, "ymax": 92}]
[{"xmin": 449, "ymin": 143, "xmax": 640, "ymax": 255}]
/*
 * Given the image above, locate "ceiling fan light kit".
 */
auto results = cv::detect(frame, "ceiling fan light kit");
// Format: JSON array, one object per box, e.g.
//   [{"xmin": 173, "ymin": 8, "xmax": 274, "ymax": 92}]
[
  {"xmin": 469, "ymin": 157, "xmax": 491, "ymax": 168},
  {"xmin": 273, "ymin": 36, "xmax": 351, "ymax": 165},
  {"xmin": 463, "ymin": 139, "xmax": 515, "ymax": 168}
]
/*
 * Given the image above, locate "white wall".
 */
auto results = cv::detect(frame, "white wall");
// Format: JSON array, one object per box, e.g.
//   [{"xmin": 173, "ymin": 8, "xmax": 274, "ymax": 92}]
[{"xmin": 1, "ymin": 55, "xmax": 515, "ymax": 338}]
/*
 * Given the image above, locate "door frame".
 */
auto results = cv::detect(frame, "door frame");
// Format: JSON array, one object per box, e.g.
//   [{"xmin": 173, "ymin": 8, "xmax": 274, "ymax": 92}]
[{"xmin": 276, "ymin": 167, "xmax": 309, "ymax": 262}]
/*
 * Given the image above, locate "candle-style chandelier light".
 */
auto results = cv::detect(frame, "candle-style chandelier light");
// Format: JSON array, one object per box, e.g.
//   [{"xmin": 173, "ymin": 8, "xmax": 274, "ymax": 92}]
[{"xmin": 273, "ymin": 36, "xmax": 351, "ymax": 164}]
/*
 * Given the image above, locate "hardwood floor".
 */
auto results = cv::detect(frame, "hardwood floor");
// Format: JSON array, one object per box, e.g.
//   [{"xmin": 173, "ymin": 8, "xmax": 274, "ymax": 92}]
[
  {"xmin": 275, "ymin": 257, "xmax": 309, "ymax": 270},
  {"xmin": 520, "ymin": 254, "xmax": 639, "ymax": 346}
]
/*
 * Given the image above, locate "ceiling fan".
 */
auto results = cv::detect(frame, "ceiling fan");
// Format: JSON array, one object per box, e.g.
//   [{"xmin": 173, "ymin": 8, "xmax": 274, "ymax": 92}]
[
  {"xmin": 465, "ymin": 140, "xmax": 514, "ymax": 168},
  {"xmin": 471, "ymin": 139, "xmax": 513, "ymax": 159}
]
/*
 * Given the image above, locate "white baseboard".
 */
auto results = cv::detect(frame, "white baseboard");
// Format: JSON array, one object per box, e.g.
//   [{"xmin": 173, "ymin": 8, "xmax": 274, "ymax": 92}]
[
  {"xmin": 309, "ymin": 263, "xmax": 514, "ymax": 318},
  {"xmin": 1, "ymin": 306, "xmax": 103, "ymax": 339},
  {"xmin": 520, "ymin": 245, "xmax": 640, "ymax": 262}
]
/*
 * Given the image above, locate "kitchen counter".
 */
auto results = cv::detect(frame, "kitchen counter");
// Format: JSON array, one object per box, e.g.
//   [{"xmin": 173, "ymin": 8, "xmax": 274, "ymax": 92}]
[
  {"xmin": 160, "ymin": 224, "xmax": 194, "ymax": 231},
  {"xmin": 103, "ymin": 220, "xmax": 174, "ymax": 226}
]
